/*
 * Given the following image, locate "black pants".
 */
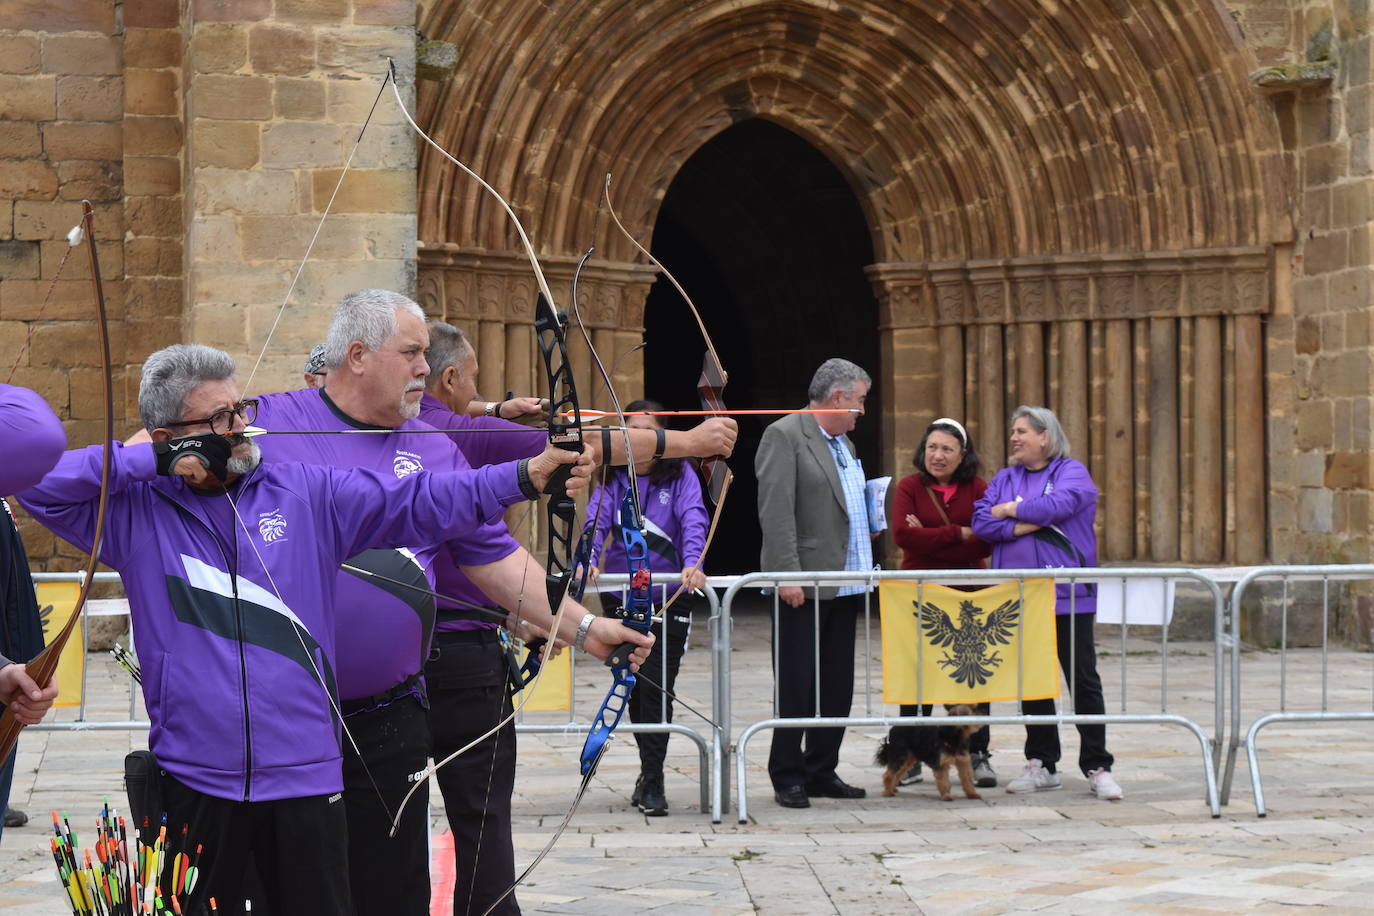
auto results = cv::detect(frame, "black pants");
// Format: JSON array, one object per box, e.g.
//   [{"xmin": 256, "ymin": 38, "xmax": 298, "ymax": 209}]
[
  {"xmin": 1021, "ymin": 611, "xmax": 1114, "ymax": 776},
  {"xmin": 427, "ymin": 628, "xmax": 519, "ymax": 916},
  {"xmin": 343, "ymin": 693, "xmax": 432, "ymax": 916},
  {"xmin": 768, "ymin": 593, "xmax": 861, "ymax": 789},
  {"xmin": 897, "ymin": 704, "xmax": 991, "ymax": 754},
  {"xmin": 159, "ymin": 773, "xmax": 350, "ymax": 916},
  {"xmin": 603, "ymin": 593, "xmax": 698, "ymax": 776}
]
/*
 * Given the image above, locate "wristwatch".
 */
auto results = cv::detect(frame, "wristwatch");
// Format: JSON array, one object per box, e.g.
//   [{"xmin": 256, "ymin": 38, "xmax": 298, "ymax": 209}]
[
  {"xmin": 574, "ymin": 612, "xmax": 597, "ymax": 651},
  {"xmin": 485, "ymin": 400, "xmax": 499, "ymax": 417}
]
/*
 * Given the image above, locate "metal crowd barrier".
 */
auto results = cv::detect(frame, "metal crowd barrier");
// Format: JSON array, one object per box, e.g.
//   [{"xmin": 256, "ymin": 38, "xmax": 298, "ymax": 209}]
[
  {"xmin": 26, "ymin": 571, "xmax": 145, "ymax": 730},
  {"xmin": 720, "ymin": 568, "xmax": 1226, "ymax": 823},
  {"xmin": 1221, "ymin": 565, "xmax": 1374, "ymax": 816},
  {"xmin": 524, "ymin": 575, "xmax": 723, "ymax": 814},
  {"xmin": 24, "ymin": 571, "xmax": 723, "ymax": 815}
]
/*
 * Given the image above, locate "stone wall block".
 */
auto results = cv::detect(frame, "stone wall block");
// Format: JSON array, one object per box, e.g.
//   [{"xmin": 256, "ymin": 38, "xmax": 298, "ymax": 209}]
[
  {"xmin": 14, "ymin": 200, "xmax": 120, "ymax": 240},
  {"xmin": 0, "ymin": 75, "xmax": 57, "ymax": 120},
  {"xmin": 1297, "ymin": 399, "xmax": 1335, "ymax": 450},
  {"xmin": 0, "ymin": 241, "xmax": 40, "ymax": 280},
  {"xmin": 125, "ymin": 29, "xmax": 181, "ymax": 69},
  {"xmin": 316, "ymin": 27, "xmax": 412, "ymax": 73},
  {"xmin": 274, "ymin": 78, "xmax": 326, "ymax": 120},
  {"xmin": 41, "ymin": 36, "xmax": 121, "ymax": 76},
  {"xmin": 1304, "ymin": 142, "xmax": 1349, "ymax": 187},
  {"xmin": 192, "ymin": 0, "xmax": 272, "ymax": 23},
  {"xmin": 1303, "ymin": 230, "xmax": 1349, "ymax": 274},
  {"xmin": 353, "ymin": 123, "xmax": 415, "ymax": 169},
  {"xmin": 0, "ymin": 36, "xmax": 41, "ymax": 74},
  {"xmin": 292, "ymin": 258, "xmax": 413, "ymax": 304},
  {"xmin": 0, "ymin": 123, "xmax": 41, "ymax": 159},
  {"xmin": 1298, "ymin": 487, "xmax": 1335, "ymax": 533},
  {"xmin": 0, "ymin": 160, "xmax": 58, "ymax": 200},
  {"xmin": 327, "ymin": 77, "xmax": 406, "ymax": 125},
  {"xmin": 276, "ymin": 0, "xmax": 350, "ymax": 23},
  {"xmin": 125, "ymin": 156, "xmax": 181, "ymax": 196},
  {"xmin": 124, "ymin": 237, "xmax": 183, "ymax": 277},
  {"xmin": 39, "ymin": 240, "xmax": 122, "ymax": 279},
  {"xmin": 2, "ymin": 0, "xmax": 115, "ymax": 32},
  {"xmin": 237, "ymin": 215, "xmax": 361, "ymax": 261},
  {"xmin": 248, "ymin": 24, "xmax": 316, "ymax": 75},
  {"xmin": 189, "ymin": 215, "xmax": 242, "ymax": 262},
  {"xmin": 125, "ymin": 116, "xmax": 184, "ymax": 156},
  {"xmin": 354, "ymin": 0, "xmax": 415, "ymax": 26},
  {"xmin": 192, "ymin": 120, "xmax": 261, "ymax": 169},
  {"xmin": 191, "ymin": 263, "xmax": 292, "ymax": 303},
  {"xmin": 125, "ymin": 69, "xmax": 178, "ymax": 116},
  {"xmin": 261, "ymin": 121, "xmax": 346, "ymax": 168},
  {"xmin": 194, "ymin": 74, "xmax": 273, "ymax": 120},
  {"xmin": 194, "ymin": 169, "xmax": 298, "ymax": 215},
  {"xmin": 42, "ymin": 121, "xmax": 122, "ymax": 161},
  {"xmin": 1, "ymin": 281, "xmax": 97, "ymax": 321},
  {"xmin": 56, "ymin": 76, "xmax": 124, "ymax": 121},
  {"xmin": 243, "ymin": 303, "xmax": 335, "ymax": 353},
  {"xmin": 190, "ymin": 24, "xmax": 249, "ymax": 74},
  {"xmin": 1326, "ymin": 451, "xmax": 1372, "ymax": 490},
  {"xmin": 362, "ymin": 215, "xmax": 418, "ymax": 259},
  {"xmin": 310, "ymin": 168, "xmax": 416, "ymax": 212},
  {"xmin": 124, "ymin": 0, "xmax": 180, "ymax": 28},
  {"xmin": 125, "ymin": 196, "xmax": 181, "ymax": 237},
  {"xmin": 1329, "ymin": 265, "xmax": 1372, "ymax": 312},
  {"xmin": 123, "ymin": 277, "xmax": 184, "ymax": 318},
  {"xmin": 188, "ymin": 303, "xmax": 253, "ymax": 352},
  {"xmin": 57, "ymin": 159, "xmax": 123, "ymax": 201}
]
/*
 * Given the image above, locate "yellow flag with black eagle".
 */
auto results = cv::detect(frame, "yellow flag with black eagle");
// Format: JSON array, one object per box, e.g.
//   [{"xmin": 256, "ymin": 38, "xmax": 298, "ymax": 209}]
[{"xmin": 880, "ymin": 578, "xmax": 1060, "ymax": 705}]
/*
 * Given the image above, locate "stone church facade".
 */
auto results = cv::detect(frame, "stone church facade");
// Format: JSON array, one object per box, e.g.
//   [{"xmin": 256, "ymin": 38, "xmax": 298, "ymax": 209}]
[{"xmin": 1, "ymin": 2, "xmax": 1370, "ymax": 632}]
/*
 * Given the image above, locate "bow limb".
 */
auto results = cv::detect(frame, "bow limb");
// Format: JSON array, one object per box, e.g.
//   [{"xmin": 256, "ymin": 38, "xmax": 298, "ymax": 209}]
[
  {"xmin": 384, "ymin": 68, "xmax": 586, "ymax": 837},
  {"xmin": 0, "ymin": 202, "xmax": 114, "ymax": 761},
  {"xmin": 602, "ymin": 176, "xmax": 733, "ymax": 617}
]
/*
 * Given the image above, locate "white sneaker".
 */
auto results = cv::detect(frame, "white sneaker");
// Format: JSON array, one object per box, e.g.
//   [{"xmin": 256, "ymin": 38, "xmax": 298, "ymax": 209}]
[
  {"xmin": 1088, "ymin": 768, "xmax": 1123, "ymax": 800},
  {"xmin": 1005, "ymin": 758, "xmax": 1062, "ymax": 793}
]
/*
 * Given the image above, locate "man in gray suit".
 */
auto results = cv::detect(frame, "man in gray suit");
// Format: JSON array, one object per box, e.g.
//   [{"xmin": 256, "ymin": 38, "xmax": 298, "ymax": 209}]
[{"xmin": 755, "ymin": 358, "xmax": 874, "ymax": 808}]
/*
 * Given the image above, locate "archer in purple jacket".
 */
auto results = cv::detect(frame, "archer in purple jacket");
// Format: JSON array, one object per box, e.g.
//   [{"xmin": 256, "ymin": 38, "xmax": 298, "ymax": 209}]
[
  {"xmin": 19, "ymin": 344, "xmax": 590, "ymax": 915},
  {"xmin": 0, "ymin": 384, "xmax": 65, "ymax": 846},
  {"xmin": 972, "ymin": 405, "xmax": 1122, "ymax": 802},
  {"xmin": 584, "ymin": 401, "xmax": 709, "ymax": 818}
]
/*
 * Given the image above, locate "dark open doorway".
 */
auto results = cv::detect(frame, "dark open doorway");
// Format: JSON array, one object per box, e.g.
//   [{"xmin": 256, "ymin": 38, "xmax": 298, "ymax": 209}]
[{"xmin": 642, "ymin": 118, "xmax": 880, "ymax": 575}]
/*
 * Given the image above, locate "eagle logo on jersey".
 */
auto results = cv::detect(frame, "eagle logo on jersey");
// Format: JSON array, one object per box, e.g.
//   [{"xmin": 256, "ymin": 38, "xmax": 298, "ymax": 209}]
[
  {"xmin": 258, "ymin": 509, "xmax": 287, "ymax": 543},
  {"xmin": 393, "ymin": 451, "xmax": 424, "ymax": 478}
]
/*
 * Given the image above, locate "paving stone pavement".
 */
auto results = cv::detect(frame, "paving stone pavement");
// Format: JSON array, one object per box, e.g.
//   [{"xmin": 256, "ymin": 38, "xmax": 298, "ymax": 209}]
[{"xmin": 2, "ymin": 605, "xmax": 1373, "ymax": 914}]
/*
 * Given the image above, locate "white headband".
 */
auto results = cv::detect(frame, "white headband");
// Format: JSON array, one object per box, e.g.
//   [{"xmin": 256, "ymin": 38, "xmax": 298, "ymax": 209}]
[{"xmin": 930, "ymin": 417, "xmax": 967, "ymax": 447}]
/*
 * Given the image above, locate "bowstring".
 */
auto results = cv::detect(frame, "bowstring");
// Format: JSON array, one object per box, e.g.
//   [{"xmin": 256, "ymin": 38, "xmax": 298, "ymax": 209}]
[{"xmin": 240, "ymin": 66, "xmax": 391, "ymax": 398}]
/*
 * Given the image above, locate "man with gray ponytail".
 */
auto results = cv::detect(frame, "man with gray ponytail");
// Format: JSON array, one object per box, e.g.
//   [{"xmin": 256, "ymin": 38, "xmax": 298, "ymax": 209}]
[{"xmin": 756, "ymin": 357, "xmax": 875, "ymax": 809}]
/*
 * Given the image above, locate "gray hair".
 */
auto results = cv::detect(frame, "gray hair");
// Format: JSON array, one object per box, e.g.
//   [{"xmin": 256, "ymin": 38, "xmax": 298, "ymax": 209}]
[
  {"xmin": 423, "ymin": 321, "xmax": 473, "ymax": 391},
  {"xmin": 321, "ymin": 289, "xmax": 426, "ymax": 369},
  {"xmin": 807, "ymin": 357, "xmax": 871, "ymax": 404},
  {"xmin": 138, "ymin": 344, "xmax": 237, "ymax": 430},
  {"xmin": 1010, "ymin": 404, "xmax": 1071, "ymax": 462},
  {"xmin": 302, "ymin": 342, "xmax": 327, "ymax": 376}
]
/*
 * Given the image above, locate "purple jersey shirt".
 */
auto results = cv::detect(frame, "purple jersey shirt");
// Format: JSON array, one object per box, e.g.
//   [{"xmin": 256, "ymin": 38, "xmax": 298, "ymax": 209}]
[
  {"xmin": 417, "ymin": 392, "xmax": 545, "ymax": 631},
  {"xmin": 0, "ymin": 384, "xmax": 66, "ymax": 495},
  {"xmin": 585, "ymin": 467, "xmax": 709, "ymax": 586},
  {"xmin": 254, "ymin": 389, "xmax": 519, "ymax": 698}
]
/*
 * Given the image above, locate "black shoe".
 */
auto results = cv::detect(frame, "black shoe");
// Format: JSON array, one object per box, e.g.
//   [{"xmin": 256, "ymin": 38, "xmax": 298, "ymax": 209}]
[
  {"xmin": 635, "ymin": 773, "xmax": 668, "ymax": 816},
  {"xmin": 805, "ymin": 777, "xmax": 866, "ymax": 799},
  {"xmin": 4, "ymin": 806, "xmax": 27, "ymax": 828},
  {"xmin": 774, "ymin": 784, "xmax": 811, "ymax": 808}
]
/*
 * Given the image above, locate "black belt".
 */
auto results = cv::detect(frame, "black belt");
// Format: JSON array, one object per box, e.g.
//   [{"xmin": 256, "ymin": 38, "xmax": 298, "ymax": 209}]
[
  {"xmin": 341, "ymin": 672, "xmax": 425, "ymax": 716},
  {"xmin": 437, "ymin": 606, "xmax": 503, "ymax": 625}
]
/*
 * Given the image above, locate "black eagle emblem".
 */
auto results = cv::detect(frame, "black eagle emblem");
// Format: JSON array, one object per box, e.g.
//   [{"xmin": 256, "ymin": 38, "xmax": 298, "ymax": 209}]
[{"xmin": 914, "ymin": 598, "xmax": 1021, "ymax": 688}]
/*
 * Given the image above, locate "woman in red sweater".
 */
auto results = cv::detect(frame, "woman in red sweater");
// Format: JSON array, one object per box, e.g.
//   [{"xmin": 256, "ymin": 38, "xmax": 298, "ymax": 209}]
[{"xmin": 887, "ymin": 418, "xmax": 996, "ymax": 787}]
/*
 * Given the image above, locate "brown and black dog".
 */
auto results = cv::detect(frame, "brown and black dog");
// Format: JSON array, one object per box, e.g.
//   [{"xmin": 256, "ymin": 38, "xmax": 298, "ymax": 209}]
[{"xmin": 873, "ymin": 703, "xmax": 982, "ymax": 801}]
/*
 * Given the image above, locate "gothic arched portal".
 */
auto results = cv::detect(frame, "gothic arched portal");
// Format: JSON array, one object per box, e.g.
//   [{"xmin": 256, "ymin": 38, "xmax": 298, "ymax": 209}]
[{"xmin": 414, "ymin": 0, "xmax": 1288, "ymax": 564}]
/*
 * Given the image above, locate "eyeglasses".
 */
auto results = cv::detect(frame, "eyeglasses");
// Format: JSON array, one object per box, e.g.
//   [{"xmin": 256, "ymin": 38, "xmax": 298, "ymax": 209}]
[{"xmin": 165, "ymin": 399, "xmax": 258, "ymax": 436}]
